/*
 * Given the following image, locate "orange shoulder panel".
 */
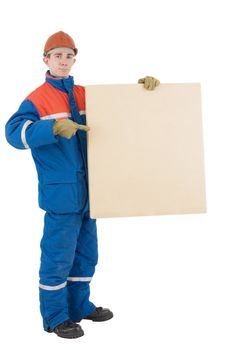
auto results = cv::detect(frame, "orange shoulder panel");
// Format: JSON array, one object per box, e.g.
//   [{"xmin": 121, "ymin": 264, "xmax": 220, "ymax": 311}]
[
  {"xmin": 25, "ymin": 83, "xmax": 86, "ymax": 118},
  {"xmin": 74, "ymin": 85, "xmax": 86, "ymax": 112},
  {"xmin": 26, "ymin": 82, "xmax": 70, "ymax": 118}
]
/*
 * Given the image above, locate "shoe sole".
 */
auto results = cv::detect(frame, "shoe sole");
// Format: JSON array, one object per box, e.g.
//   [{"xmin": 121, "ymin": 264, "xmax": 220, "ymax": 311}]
[
  {"xmin": 76, "ymin": 313, "xmax": 114, "ymax": 323},
  {"xmin": 54, "ymin": 329, "xmax": 84, "ymax": 339},
  {"xmin": 46, "ymin": 328, "xmax": 84, "ymax": 339}
]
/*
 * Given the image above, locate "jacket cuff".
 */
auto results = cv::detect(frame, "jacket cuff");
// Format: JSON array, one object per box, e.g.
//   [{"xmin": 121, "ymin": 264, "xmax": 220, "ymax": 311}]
[{"xmin": 26, "ymin": 119, "xmax": 58, "ymax": 148}]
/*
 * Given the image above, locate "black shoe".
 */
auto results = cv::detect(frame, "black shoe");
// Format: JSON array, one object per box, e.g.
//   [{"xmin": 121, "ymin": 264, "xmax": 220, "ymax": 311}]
[
  {"xmin": 48, "ymin": 320, "xmax": 84, "ymax": 339},
  {"xmin": 75, "ymin": 307, "xmax": 114, "ymax": 322}
]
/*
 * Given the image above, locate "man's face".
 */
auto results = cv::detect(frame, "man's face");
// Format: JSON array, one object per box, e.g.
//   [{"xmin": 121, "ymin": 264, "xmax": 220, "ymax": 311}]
[{"xmin": 43, "ymin": 51, "xmax": 76, "ymax": 78}]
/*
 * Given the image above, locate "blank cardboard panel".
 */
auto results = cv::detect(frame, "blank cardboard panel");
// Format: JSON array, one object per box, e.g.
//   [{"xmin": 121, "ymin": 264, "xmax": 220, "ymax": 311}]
[{"xmin": 85, "ymin": 84, "xmax": 206, "ymax": 218}]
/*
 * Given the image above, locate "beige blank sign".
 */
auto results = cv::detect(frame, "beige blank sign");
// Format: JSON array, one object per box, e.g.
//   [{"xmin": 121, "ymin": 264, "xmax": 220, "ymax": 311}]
[{"xmin": 85, "ymin": 84, "xmax": 206, "ymax": 218}]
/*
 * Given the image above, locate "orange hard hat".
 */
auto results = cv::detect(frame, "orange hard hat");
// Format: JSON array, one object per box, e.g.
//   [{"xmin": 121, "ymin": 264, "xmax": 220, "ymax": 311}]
[{"xmin": 43, "ymin": 31, "xmax": 78, "ymax": 56}]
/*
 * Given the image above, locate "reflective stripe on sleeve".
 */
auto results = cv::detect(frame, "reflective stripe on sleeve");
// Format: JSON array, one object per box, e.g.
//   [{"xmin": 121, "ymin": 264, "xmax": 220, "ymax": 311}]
[
  {"xmin": 21, "ymin": 120, "xmax": 33, "ymax": 149},
  {"xmin": 67, "ymin": 277, "xmax": 92, "ymax": 282},
  {"xmin": 40, "ymin": 112, "xmax": 71, "ymax": 120},
  {"xmin": 40, "ymin": 111, "xmax": 85, "ymax": 120},
  {"xmin": 39, "ymin": 281, "xmax": 67, "ymax": 291}
]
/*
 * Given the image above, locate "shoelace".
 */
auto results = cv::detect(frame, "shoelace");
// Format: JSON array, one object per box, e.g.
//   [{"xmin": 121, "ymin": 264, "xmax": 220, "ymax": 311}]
[
  {"xmin": 96, "ymin": 307, "xmax": 103, "ymax": 313},
  {"xmin": 60, "ymin": 320, "xmax": 77, "ymax": 328}
]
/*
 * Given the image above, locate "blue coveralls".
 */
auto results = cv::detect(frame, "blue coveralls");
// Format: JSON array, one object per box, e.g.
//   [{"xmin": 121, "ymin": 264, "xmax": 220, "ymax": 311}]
[{"xmin": 5, "ymin": 72, "xmax": 98, "ymax": 331}]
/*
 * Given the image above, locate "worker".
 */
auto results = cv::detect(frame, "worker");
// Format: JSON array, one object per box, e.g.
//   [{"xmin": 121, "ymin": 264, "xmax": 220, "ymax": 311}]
[{"xmin": 5, "ymin": 31, "xmax": 160, "ymax": 339}]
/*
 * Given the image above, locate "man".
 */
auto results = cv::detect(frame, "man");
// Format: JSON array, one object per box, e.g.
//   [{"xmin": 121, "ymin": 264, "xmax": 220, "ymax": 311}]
[{"xmin": 5, "ymin": 31, "xmax": 160, "ymax": 339}]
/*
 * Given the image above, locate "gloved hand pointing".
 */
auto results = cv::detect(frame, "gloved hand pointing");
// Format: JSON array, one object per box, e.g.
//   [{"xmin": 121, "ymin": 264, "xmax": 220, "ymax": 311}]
[
  {"xmin": 53, "ymin": 119, "xmax": 90, "ymax": 139},
  {"xmin": 138, "ymin": 76, "xmax": 160, "ymax": 90}
]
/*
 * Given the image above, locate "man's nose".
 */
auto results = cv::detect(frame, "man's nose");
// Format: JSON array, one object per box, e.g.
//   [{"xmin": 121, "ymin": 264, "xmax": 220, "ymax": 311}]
[{"xmin": 60, "ymin": 61, "xmax": 68, "ymax": 66}]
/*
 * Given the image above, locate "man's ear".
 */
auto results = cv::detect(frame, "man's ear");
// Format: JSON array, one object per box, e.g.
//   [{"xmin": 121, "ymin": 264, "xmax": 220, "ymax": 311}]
[
  {"xmin": 43, "ymin": 57, "xmax": 49, "ymax": 65},
  {"xmin": 72, "ymin": 58, "xmax": 76, "ymax": 66}
]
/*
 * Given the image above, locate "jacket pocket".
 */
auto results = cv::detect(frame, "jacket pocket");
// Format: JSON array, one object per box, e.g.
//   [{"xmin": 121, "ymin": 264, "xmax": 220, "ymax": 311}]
[{"xmin": 38, "ymin": 171, "xmax": 87, "ymax": 214}]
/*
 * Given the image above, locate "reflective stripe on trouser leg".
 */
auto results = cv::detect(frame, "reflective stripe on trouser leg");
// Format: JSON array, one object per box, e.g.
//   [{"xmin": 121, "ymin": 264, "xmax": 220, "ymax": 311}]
[
  {"xmin": 67, "ymin": 211, "xmax": 98, "ymax": 321},
  {"xmin": 39, "ymin": 212, "xmax": 83, "ymax": 331},
  {"xmin": 67, "ymin": 277, "xmax": 92, "ymax": 282},
  {"xmin": 39, "ymin": 281, "xmax": 67, "ymax": 290}
]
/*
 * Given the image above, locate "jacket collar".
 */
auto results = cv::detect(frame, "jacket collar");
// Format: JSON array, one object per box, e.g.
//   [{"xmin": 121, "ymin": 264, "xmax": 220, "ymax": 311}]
[{"xmin": 45, "ymin": 70, "xmax": 74, "ymax": 93}]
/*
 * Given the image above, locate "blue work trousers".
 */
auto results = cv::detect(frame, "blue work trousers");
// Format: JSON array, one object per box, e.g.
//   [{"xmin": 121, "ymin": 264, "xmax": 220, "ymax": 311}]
[{"xmin": 39, "ymin": 200, "xmax": 98, "ymax": 331}]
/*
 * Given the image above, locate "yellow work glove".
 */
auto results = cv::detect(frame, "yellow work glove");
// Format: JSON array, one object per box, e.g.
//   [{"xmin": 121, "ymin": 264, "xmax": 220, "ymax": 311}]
[
  {"xmin": 53, "ymin": 119, "xmax": 90, "ymax": 139},
  {"xmin": 138, "ymin": 76, "xmax": 160, "ymax": 90}
]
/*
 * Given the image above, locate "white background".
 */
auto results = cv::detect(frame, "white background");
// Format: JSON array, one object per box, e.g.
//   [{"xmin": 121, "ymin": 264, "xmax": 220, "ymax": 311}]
[{"xmin": 1, "ymin": 0, "xmax": 233, "ymax": 349}]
